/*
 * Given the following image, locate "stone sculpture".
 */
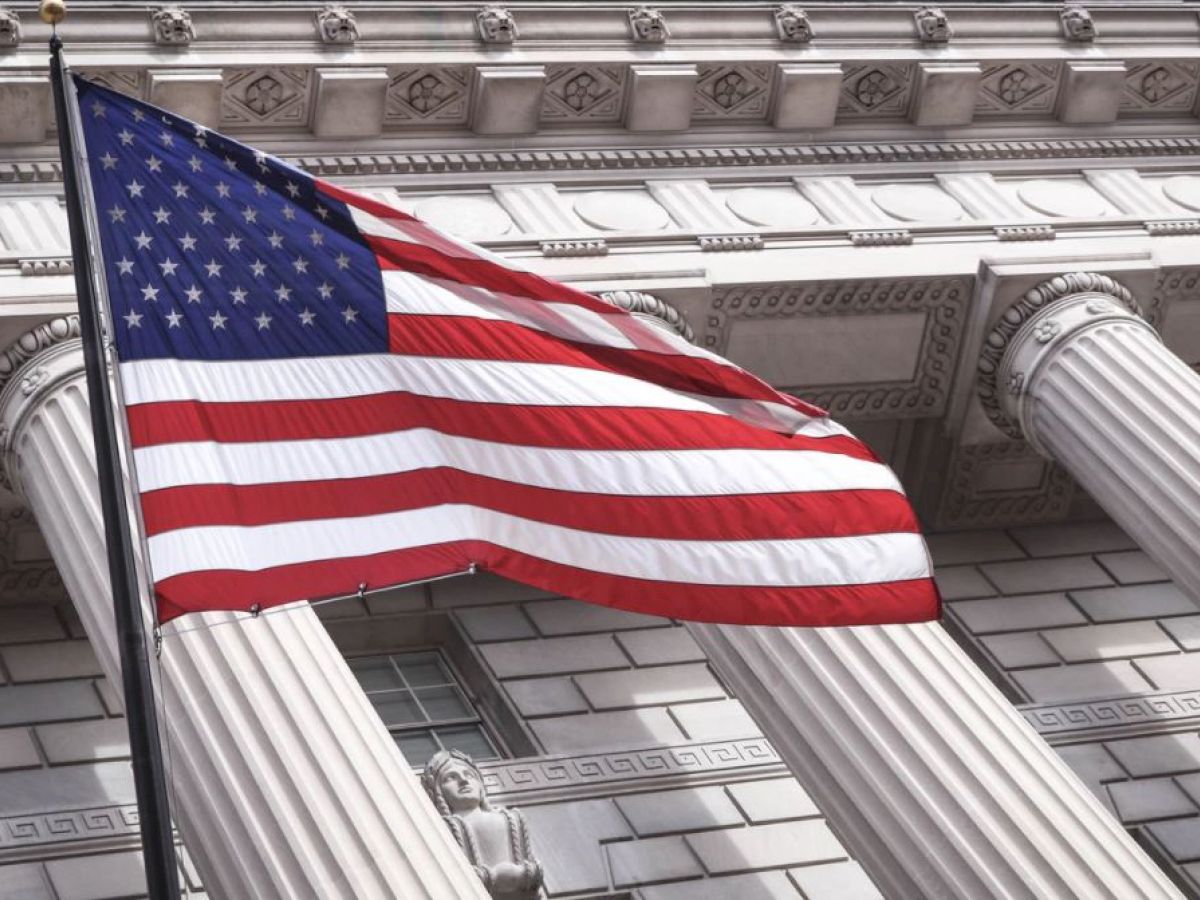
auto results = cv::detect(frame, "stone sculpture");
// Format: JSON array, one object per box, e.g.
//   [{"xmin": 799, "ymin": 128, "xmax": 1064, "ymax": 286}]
[
  {"xmin": 316, "ymin": 4, "xmax": 358, "ymax": 44},
  {"xmin": 914, "ymin": 6, "xmax": 952, "ymax": 43},
  {"xmin": 151, "ymin": 5, "xmax": 194, "ymax": 45},
  {"xmin": 1060, "ymin": 4, "xmax": 1096, "ymax": 42},
  {"xmin": 628, "ymin": 5, "xmax": 669, "ymax": 43},
  {"xmin": 476, "ymin": 5, "xmax": 517, "ymax": 44},
  {"xmin": 0, "ymin": 7, "xmax": 21, "ymax": 48},
  {"xmin": 774, "ymin": 5, "xmax": 813, "ymax": 43},
  {"xmin": 422, "ymin": 750, "xmax": 544, "ymax": 900}
]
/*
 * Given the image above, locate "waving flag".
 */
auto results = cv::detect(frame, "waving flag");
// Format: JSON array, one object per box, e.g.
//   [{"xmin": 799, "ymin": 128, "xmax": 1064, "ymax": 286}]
[{"xmin": 73, "ymin": 76, "xmax": 939, "ymax": 626}]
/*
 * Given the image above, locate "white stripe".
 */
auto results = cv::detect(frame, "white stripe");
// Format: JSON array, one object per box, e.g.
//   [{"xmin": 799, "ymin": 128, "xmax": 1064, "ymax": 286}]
[
  {"xmin": 119, "ymin": 355, "xmax": 849, "ymax": 439},
  {"xmin": 383, "ymin": 270, "xmax": 637, "ymax": 349},
  {"xmin": 147, "ymin": 504, "xmax": 931, "ymax": 586},
  {"xmin": 347, "ymin": 204, "xmax": 527, "ymax": 273},
  {"xmin": 132, "ymin": 427, "xmax": 900, "ymax": 495}
]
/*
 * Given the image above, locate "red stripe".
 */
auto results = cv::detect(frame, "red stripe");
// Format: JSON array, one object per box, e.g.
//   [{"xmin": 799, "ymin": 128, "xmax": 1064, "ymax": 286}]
[
  {"xmin": 156, "ymin": 541, "xmax": 941, "ymax": 626},
  {"xmin": 385, "ymin": 314, "xmax": 814, "ymax": 414},
  {"xmin": 124, "ymin": 392, "xmax": 874, "ymax": 460},
  {"xmin": 139, "ymin": 468, "xmax": 917, "ymax": 538}
]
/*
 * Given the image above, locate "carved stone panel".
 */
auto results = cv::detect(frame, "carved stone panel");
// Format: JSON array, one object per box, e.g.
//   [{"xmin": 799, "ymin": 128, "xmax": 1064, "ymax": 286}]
[
  {"xmin": 936, "ymin": 440, "xmax": 1074, "ymax": 529},
  {"xmin": 385, "ymin": 66, "xmax": 471, "ymax": 127},
  {"xmin": 693, "ymin": 64, "xmax": 772, "ymax": 121},
  {"xmin": 838, "ymin": 64, "xmax": 914, "ymax": 118},
  {"xmin": 77, "ymin": 70, "xmax": 147, "ymax": 101},
  {"xmin": 707, "ymin": 277, "xmax": 971, "ymax": 420},
  {"xmin": 541, "ymin": 65, "xmax": 626, "ymax": 124},
  {"xmin": 220, "ymin": 68, "xmax": 313, "ymax": 130},
  {"xmin": 1120, "ymin": 62, "xmax": 1200, "ymax": 116},
  {"xmin": 976, "ymin": 63, "xmax": 1062, "ymax": 117}
]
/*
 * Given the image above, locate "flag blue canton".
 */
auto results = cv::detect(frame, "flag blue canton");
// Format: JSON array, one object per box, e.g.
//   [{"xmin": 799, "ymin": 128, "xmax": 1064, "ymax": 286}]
[{"xmin": 74, "ymin": 76, "xmax": 388, "ymax": 362}]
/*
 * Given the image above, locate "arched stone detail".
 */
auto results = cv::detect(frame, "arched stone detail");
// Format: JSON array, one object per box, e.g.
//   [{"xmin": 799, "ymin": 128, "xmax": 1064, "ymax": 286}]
[
  {"xmin": 977, "ymin": 272, "xmax": 1140, "ymax": 439},
  {"xmin": 596, "ymin": 289, "xmax": 695, "ymax": 343}
]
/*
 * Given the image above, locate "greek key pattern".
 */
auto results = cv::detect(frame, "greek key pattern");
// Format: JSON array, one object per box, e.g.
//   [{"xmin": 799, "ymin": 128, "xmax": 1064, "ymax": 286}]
[
  {"xmin": 480, "ymin": 738, "xmax": 780, "ymax": 801},
  {"xmin": 0, "ymin": 804, "xmax": 140, "ymax": 849},
  {"xmin": 1023, "ymin": 690, "xmax": 1200, "ymax": 736}
]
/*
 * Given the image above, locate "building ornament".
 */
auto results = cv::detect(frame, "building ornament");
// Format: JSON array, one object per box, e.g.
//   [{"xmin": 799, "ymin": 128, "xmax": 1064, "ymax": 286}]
[
  {"xmin": 976, "ymin": 272, "xmax": 1141, "ymax": 440},
  {"xmin": 476, "ymin": 6, "xmax": 517, "ymax": 44},
  {"xmin": 316, "ymin": 4, "xmax": 358, "ymax": 44},
  {"xmin": 628, "ymin": 6, "xmax": 669, "ymax": 44},
  {"xmin": 773, "ymin": 5, "xmax": 812, "ymax": 43},
  {"xmin": 914, "ymin": 6, "xmax": 952, "ymax": 44},
  {"xmin": 151, "ymin": 5, "xmax": 195, "ymax": 46},
  {"xmin": 1060, "ymin": 4, "xmax": 1096, "ymax": 42},
  {"xmin": 597, "ymin": 290, "xmax": 694, "ymax": 343},
  {"xmin": 422, "ymin": 750, "xmax": 545, "ymax": 900},
  {"xmin": 0, "ymin": 6, "xmax": 20, "ymax": 49}
]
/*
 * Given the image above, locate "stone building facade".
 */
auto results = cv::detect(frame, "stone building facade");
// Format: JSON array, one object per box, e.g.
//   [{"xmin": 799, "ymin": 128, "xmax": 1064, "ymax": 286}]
[{"xmin": 1, "ymin": 2, "xmax": 1200, "ymax": 898}]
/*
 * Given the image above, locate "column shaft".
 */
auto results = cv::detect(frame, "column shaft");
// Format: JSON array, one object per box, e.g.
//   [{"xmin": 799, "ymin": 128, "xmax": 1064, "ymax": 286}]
[
  {"xmin": 3, "ymin": 341, "xmax": 487, "ymax": 899},
  {"xmin": 689, "ymin": 620, "xmax": 1181, "ymax": 899}
]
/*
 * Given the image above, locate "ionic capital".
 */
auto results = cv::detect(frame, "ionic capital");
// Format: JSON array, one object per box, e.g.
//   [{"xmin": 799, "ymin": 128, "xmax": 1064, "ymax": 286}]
[{"xmin": 977, "ymin": 272, "xmax": 1148, "ymax": 443}]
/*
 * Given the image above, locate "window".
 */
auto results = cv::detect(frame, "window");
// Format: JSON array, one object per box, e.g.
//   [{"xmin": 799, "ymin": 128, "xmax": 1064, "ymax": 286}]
[{"xmin": 348, "ymin": 649, "xmax": 501, "ymax": 768}]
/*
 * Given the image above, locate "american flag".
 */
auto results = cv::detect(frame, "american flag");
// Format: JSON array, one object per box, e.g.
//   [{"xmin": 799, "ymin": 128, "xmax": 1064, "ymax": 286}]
[{"xmin": 74, "ymin": 75, "xmax": 939, "ymax": 626}]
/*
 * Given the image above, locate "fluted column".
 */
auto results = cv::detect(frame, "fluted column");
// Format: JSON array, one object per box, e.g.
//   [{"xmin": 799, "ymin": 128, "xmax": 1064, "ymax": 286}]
[
  {"xmin": 0, "ymin": 319, "xmax": 488, "ymax": 900},
  {"xmin": 981, "ymin": 271, "xmax": 1200, "ymax": 603}
]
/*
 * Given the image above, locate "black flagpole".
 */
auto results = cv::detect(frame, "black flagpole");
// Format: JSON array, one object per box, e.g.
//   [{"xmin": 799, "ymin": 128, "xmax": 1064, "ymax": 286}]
[{"xmin": 45, "ymin": 6, "xmax": 181, "ymax": 898}]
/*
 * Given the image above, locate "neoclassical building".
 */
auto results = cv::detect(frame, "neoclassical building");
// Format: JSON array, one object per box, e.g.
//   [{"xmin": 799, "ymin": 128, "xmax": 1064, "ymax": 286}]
[{"xmin": 1, "ymin": 2, "xmax": 1200, "ymax": 898}]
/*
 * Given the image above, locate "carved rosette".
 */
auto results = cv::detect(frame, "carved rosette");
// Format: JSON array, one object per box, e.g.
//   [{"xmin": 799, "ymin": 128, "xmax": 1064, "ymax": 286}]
[
  {"xmin": 597, "ymin": 290, "xmax": 694, "ymax": 343},
  {"xmin": 0, "ymin": 317, "xmax": 84, "ymax": 493},
  {"xmin": 977, "ymin": 272, "xmax": 1145, "ymax": 443},
  {"xmin": 151, "ymin": 5, "xmax": 195, "ymax": 46},
  {"xmin": 0, "ymin": 6, "xmax": 21, "ymax": 49}
]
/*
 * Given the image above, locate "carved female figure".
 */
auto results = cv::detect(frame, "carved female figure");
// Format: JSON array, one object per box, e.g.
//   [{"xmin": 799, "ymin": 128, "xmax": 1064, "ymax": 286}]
[{"xmin": 421, "ymin": 750, "xmax": 544, "ymax": 900}]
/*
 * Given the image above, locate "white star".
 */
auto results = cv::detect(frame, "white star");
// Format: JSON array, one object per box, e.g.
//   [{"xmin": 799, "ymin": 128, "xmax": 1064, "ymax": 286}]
[
  {"xmin": 224, "ymin": 233, "xmax": 243, "ymax": 252},
  {"xmin": 299, "ymin": 308, "xmax": 316, "ymax": 326},
  {"xmin": 132, "ymin": 108, "xmax": 146, "ymax": 122},
  {"xmin": 335, "ymin": 253, "xmax": 350, "ymax": 270},
  {"xmin": 99, "ymin": 152, "xmax": 118, "ymax": 170},
  {"xmin": 210, "ymin": 311, "xmax": 228, "ymax": 330},
  {"xmin": 275, "ymin": 284, "xmax": 292, "ymax": 302},
  {"xmin": 315, "ymin": 205, "xmax": 330, "ymax": 221},
  {"xmin": 267, "ymin": 231, "xmax": 284, "ymax": 249},
  {"xmin": 242, "ymin": 206, "xmax": 258, "ymax": 224},
  {"xmin": 116, "ymin": 257, "xmax": 135, "ymax": 276},
  {"xmin": 165, "ymin": 309, "xmax": 184, "ymax": 328},
  {"xmin": 317, "ymin": 281, "xmax": 333, "ymax": 299},
  {"xmin": 158, "ymin": 257, "xmax": 179, "ymax": 277},
  {"xmin": 141, "ymin": 284, "xmax": 160, "ymax": 302},
  {"xmin": 108, "ymin": 205, "xmax": 126, "ymax": 223},
  {"xmin": 172, "ymin": 181, "xmax": 189, "ymax": 199},
  {"xmin": 160, "ymin": 130, "xmax": 174, "ymax": 147},
  {"xmin": 145, "ymin": 155, "xmax": 162, "ymax": 174},
  {"xmin": 205, "ymin": 259, "xmax": 224, "ymax": 279},
  {"xmin": 194, "ymin": 125, "xmax": 208, "ymax": 146},
  {"xmin": 285, "ymin": 182, "xmax": 300, "ymax": 198},
  {"xmin": 308, "ymin": 229, "xmax": 324, "ymax": 246},
  {"xmin": 341, "ymin": 306, "xmax": 358, "ymax": 324},
  {"xmin": 126, "ymin": 179, "xmax": 144, "ymax": 198},
  {"xmin": 91, "ymin": 100, "xmax": 107, "ymax": 118},
  {"xmin": 179, "ymin": 233, "xmax": 198, "ymax": 251},
  {"xmin": 134, "ymin": 231, "xmax": 153, "ymax": 250},
  {"xmin": 184, "ymin": 284, "xmax": 203, "ymax": 304},
  {"xmin": 153, "ymin": 207, "xmax": 171, "ymax": 225},
  {"xmin": 255, "ymin": 312, "xmax": 272, "ymax": 330},
  {"xmin": 281, "ymin": 205, "xmax": 296, "ymax": 221},
  {"xmin": 188, "ymin": 155, "xmax": 203, "ymax": 173},
  {"xmin": 230, "ymin": 286, "xmax": 248, "ymax": 305},
  {"xmin": 117, "ymin": 129, "xmax": 134, "ymax": 146},
  {"xmin": 250, "ymin": 259, "xmax": 267, "ymax": 277},
  {"xmin": 215, "ymin": 182, "xmax": 231, "ymax": 199},
  {"xmin": 224, "ymin": 156, "xmax": 238, "ymax": 171},
  {"xmin": 253, "ymin": 151, "xmax": 268, "ymax": 172},
  {"xmin": 254, "ymin": 182, "xmax": 268, "ymax": 197},
  {"xmin": 198, "ymin": 207, "xmax": 217, "ymax": 225},
  {"xmin": 292, "ymin": 257, "xmax": 309, "ymax": 274},
  {"xmin": 124, "ymin": 309, "xmax": 143, "ymax": 328}
]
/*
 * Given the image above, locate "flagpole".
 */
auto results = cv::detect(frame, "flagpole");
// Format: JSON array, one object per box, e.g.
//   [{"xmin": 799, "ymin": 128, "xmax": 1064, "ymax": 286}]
[{"xmin": 43, "ymin": 4, "xmax": 181, "ymax": 897}]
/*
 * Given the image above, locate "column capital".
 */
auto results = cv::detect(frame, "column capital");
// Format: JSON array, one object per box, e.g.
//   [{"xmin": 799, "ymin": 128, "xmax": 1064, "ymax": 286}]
[
  {"xmin": 977, "ymin": 272, "xmax": 1145, "ymax": 442},
  {"xmin": 597, "ymin": 289, "xmax": 694, "ymax": 343},
  {"xmin": 0, "ymin": 315, "xmax": 83, "ymax": 492}
]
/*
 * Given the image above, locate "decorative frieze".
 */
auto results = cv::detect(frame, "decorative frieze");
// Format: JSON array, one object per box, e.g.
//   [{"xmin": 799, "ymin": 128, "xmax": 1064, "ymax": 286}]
[
  {"xmin": 838, "ymin": 63, "xmax": 914, "ymax": 118},
  {"xmin": 976, "ymin": 63, "xmax": 1061, "ymax": 117},
  {"xmin": 1121, "ymin": 61, "xmax": 1200, "ymax": 115},
  {"xmin": 1024, "ymin": 690, "xmax": 1200, "ymax": 740},
  {"xmin": 693, "ymin": 65, "xmax": 771, "ymax": 121}
]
